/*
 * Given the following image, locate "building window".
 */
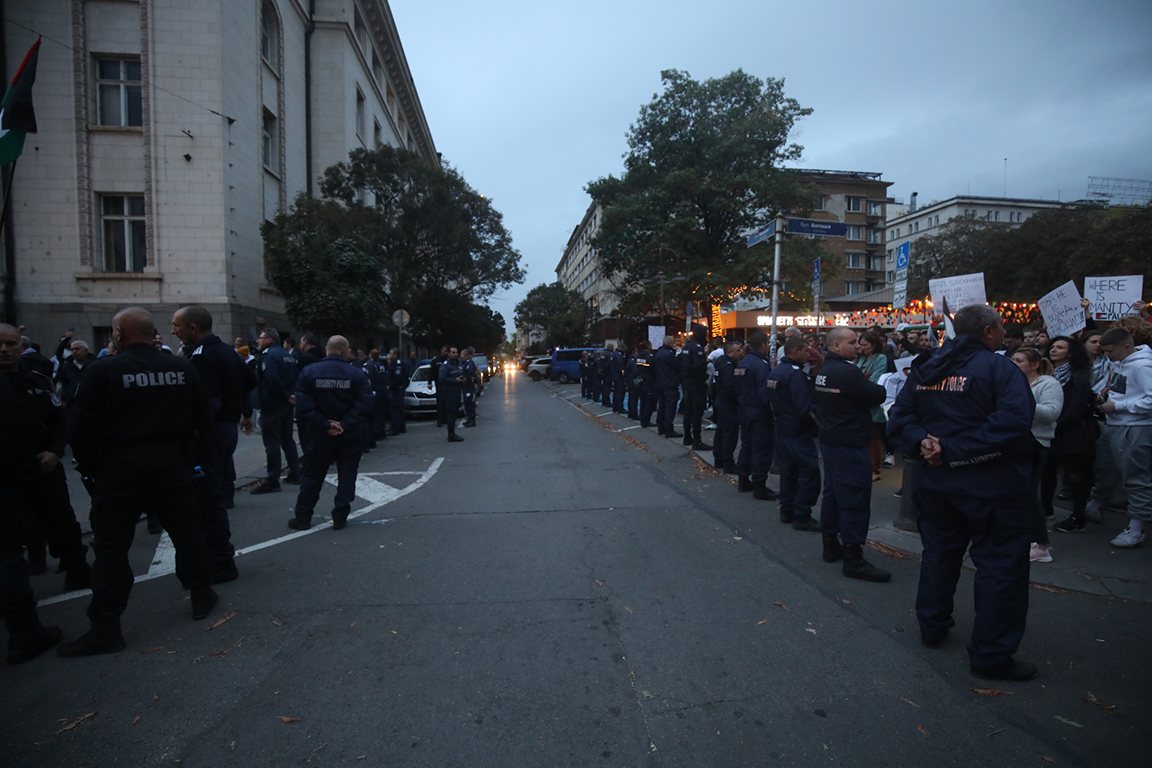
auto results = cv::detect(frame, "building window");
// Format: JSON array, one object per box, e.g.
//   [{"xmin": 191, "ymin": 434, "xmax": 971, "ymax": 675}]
[
  {"xmin": 386, "ymin": 83, "xmax": 396, "ymax": 115},
  {"xmin": 934, "ymin": 214, "xmax": 940, "ymax": 226},
  {"xmin": 101, "ymin": 195, "xmax": 146, "ymax": 273},
  {"xmin": 846, "ymin": 225, "xmax": 863, "ymax": 240},
  {"xmin": 869, "ymin": 255, "xmax": 885, "ymax": 271},
  {"xmin": 914, "ymin": 221, "xmax": 920, "ymax": 232},
  {"xmin": 845, "ymin": 280, "xmax": 865, "ymax": 295},
  {"xmin": 867, "ymin": 228, "xmax": 883, "ymax": 244},
  {"xmin": 373, "ymin": 119, "xmax": 382, "ymax": 148},
  {"xmin": 372, "ymin": 51, "xmax": 384, "ymax": 87},
  {"xmin": 994, "ymin": 210, "xmax": 1000, "ymax": 222},
  {"xmin": 260, "ymin": 3, "xmax": 278, "ymax": 67},
  {"xmin": 354, "ymin": 8, "xmax": 370, "ymax": 55},
  {"xmin": 261, "ymin": 109, "xmax": 277, "ymax": 169},
  {"xmin": 355, "ymin": 90, "xmax": 366, "ymax": 139},
  {"xmin": 846, "ymin": 196, "xmax": 863, "ymax": 212},
  {"xmin": 96, "ymin": 59, "xmax": 143, "ymax": 127},
  {"xmin": 867, "ymin": 201, "xmax": 883, "ymax": 216},
  {"xmin": 886, "ymin": 249, "xmax": 894, "ymax": 263},
  {"xmin": 846, "ymin": 253, "xmax": 863, "ymax": 269},
  {"xmin": 812, "ymin": 194, "xmax": 824, "ymax": 211}
]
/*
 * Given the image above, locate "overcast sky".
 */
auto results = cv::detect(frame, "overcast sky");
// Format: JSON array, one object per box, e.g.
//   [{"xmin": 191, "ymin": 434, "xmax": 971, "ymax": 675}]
[{"xmin": 390, "ymin": 0, "xmax": 1152, "ymax": 334}]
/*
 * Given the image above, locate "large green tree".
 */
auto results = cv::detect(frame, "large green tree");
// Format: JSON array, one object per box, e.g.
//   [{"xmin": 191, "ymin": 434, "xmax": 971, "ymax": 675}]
[
  {"xmin": 514, "ymin": 282, "xmax": 588, "ymax": 349},
  {"xmin": 263, "ymin": 146, "xmax": 524, "ymax": 344},
  {"xmin": 586, "ymin": 69, "xmax": 821, "ymax": 317}
]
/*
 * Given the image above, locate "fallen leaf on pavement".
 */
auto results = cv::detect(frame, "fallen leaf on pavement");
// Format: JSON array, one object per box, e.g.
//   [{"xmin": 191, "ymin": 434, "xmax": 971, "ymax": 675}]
[
  {"xmin": 1043, "ymin": 758, "xmax": 1056, "ymax": 764},
  {"xmin": 357, "ymin": 756, "xmax": 366, "ymax": 760},
  {"xmin": 279, "ymin": 716, "xmax": 301, "ymax": 724},
  {"xmin": 140, "ymin": 646, "xmax": 165, "ymax": 655},
  {"xmin": 917, "ymin": 725, "xmax": 927, "ymax": 735},
  {"xmin": 757, "ymin": 619, "xmax": 768, "ymax": 625},
  {"xmin": 272, "ymin": 619, "xmax": 284, "ymax": 627},
  {"xmin": 1085, "ymin": 692, "xmax": 1118, "ymax": 716},
  {"xmin": 230, "ymin": 741, "xmax": 236, "ymax": 750},
  {"xmin": 350, "ymin": 622, "xmax": 357, "ymax": 627},
  {"xmin": 867, "ymin": 541, "xmax": 919, "ymax": 561},
  {"xmin": 841, "ymin": 599, "xmax": 853, "ymax": 605},
  {"xmin": 900, "ymin": 697, "xmax": 920, "ymax": 708},
  {"xmin": 209, "ymin": 611, "xmax": 237, "ymax": 630},
  {"xmin": 1053, "ymin": 716, "xmax": 1083, "ymax": 728},
  {"xmin": 132, "ymin": 715, "xmax": 142, "ymax": 725},
  {"xmin": 774, "ymin": 602, "xmax": 791, "ymax": 612},
  {"xmin": 212, "ymin": 637, "xmax": 244, "ymax": 657},
  {"xmin": 971, "ymin": 688, "xmax": 1014, "ymax": 696},
  {"xmin": 55, "ymin": 712, "xmax": 96, "ymax": 735},
  {"xmin": 987, "ymin": 728, "xmax": 1007, "ymax": 737},
  {"xmin": 624, "ymin": 607, "xmax": 634, "ymax": 614},
  {"xmin": 805, "ymin": 628, "xmax": 817, "ymax": 635},
  {"xmin": 594, "ymin": 580, "xmax": 605, "ymax": 587},
  {"xmin": 630, "ymin": 671, "xmax": 636, "ymax": 681}
]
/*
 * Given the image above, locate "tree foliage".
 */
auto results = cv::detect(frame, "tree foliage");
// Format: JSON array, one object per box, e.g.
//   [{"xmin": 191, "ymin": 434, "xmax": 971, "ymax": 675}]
[
  {"xmin": 586, "ymin": 69, "xmax": 817, "ymax": 317},
  {"xmin": 262, "ymin": 146, "xmax": 524, "ymax": 345},
  {"xmin": 514, "ymin": 282, "xmax": 587, "ymax": 349},
  {"xmin": 907, "ymin": 205, "xmax": 1152, "ymax": 302}
]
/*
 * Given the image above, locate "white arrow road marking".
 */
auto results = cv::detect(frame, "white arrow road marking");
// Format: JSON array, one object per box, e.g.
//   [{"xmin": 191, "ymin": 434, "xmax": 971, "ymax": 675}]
[{"xmin": 37, "ymin": 458, "xmax": 444, "ymax": 607}]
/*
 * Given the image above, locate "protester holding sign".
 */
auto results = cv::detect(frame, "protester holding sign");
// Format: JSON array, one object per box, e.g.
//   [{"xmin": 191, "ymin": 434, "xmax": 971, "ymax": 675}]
[
  {"xmin": 1085, "ymin": 276, "xmax": 1144, "ymax": 322},
  {"xmin": 1038, "ymin": 281, "xmax": 1086, "ymax": 339}
]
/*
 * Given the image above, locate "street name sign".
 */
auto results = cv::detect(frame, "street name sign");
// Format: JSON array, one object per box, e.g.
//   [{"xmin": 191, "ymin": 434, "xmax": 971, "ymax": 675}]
[
  {"xmin": 787, "ymin": 218, "xmax": 847, "ymax": 237},
  {"xmin": 747, "ymin": 220, "xmax": 776, "ymax": 247}
]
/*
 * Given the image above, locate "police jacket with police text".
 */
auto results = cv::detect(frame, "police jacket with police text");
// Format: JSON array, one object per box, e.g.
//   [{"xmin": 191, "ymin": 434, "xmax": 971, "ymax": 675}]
[
  {"xmin": 0, "ymin": 363, "xmax": 67, "ymax": 482},
  {"xmin": 438, "ymin": 358, "xmax": 466, "ymax": 392},
  {"xmin": 886, "ymin": 334, "xmax": 1035, "ymax": 497},
  {"xmin": 712, "ymin": 354, "xmax": 739, "ymax": 419},
  {"xmin": 767, "ymin": 357, "xmax": 817, "ymax": 437},
  {"xmin": 294, "ymin": 354, "xmax": 373, "ymax": 435},
  {"xmin": 813, "ymin": 352, "xmax": 886, "ymax": 447},
  {"xmin": 735, "ymin": 348, "xmax": 774, "ymax": 422},
  {"xmin": 654, "ymin": 345, "xmax": 680, "ymax": 390},
  {"xmin": 185, "ymin": 333, "xmax": 255, "ymax": 424},
  {"xmin": 69, "ymin": 343, "xmax": 212, "ymax": 474},
  {"xmin": 384, "ymin": 359, "xmax": 410, "ymax": 392},
  {"xmin": 636, "ymin": 351, "xmax": 656, "ymax": 387},
  {"xmin": 256, "ymin": 344, "xmax": 298, "ymax": 409}
]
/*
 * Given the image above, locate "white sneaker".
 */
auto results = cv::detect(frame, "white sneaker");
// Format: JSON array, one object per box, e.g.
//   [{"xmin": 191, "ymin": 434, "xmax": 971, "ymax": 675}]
[
  {"xmin": 1110, "ymin": 528, "xmax": 1146, "ymax": 549},
  {"xmin": 1085, "ymin": 500, "xmax": 1104, "ymax": 525},
  {"xmin": 1029, "ymin": 543, "xmax": 1053, "ymax": 563},
  {"xmin": 883, "ymin": 453, "xmax": 895, "ymax": 467}
]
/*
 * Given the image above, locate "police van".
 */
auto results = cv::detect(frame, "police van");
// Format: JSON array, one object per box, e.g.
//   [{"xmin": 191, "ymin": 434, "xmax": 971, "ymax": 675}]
[{"xmin": 550, "ymin": 347, "xmax": 605, "ymax": 384}]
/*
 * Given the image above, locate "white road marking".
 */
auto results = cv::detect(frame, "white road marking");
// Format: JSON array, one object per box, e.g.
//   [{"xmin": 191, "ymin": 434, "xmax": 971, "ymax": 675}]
[
  {"xmin": 616, "ymin": 426, "xmax": 641, "ymax": 432},
  {"xmin": 597, "ymin": 412, "xmax": 614, "ymax": 417},
  {"xmin": 37, "ymin": 458, "xmax": 445, "ymax": 607}
]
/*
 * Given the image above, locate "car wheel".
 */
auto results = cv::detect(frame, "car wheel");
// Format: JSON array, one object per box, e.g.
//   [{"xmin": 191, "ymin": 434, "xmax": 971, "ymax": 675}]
[
  {"xmin": 530, "ymin": 371, "xmax": 541, "ymax": 381},
  {"xmin": 557, "ymin": 371, "xmax": 570, "ymax": 384}
]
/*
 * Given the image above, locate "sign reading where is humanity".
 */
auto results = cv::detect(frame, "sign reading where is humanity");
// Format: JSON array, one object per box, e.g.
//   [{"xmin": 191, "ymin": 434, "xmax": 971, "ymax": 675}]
[
  {"xmin": 1037, "ymin": 280, "xmax": 1086, "ymax": 338},
  {"xmin": 1085, "ymin": 275, "xmax": 1144, "ymax": 321}
]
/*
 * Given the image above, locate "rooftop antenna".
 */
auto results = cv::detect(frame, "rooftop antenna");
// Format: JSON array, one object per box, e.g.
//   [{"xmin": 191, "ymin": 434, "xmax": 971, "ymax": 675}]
[{"xmin": 1003, "ymin": 158, "xmax": 1007, "ymax": 197}]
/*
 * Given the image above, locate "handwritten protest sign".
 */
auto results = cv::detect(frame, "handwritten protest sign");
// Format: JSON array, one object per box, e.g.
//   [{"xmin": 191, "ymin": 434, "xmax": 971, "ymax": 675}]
[
  {"xmin": 1084, "ymin": 276, "xmax": 1143, "ymax": 321},
  {"xmin": 648, "ymin": 325, "xmax": 666, "ymax": 351},
  {"xmin": 1037, "ymin": 280, "xmax": 1086, "ymax": 338},
  {"xmin": 929, "ymin": 273, "xmax": 986, "ymax": 316}
]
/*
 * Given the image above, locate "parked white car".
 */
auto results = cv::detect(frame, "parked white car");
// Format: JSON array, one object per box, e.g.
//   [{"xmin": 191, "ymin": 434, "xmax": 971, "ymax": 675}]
[{"xmin": 403, "ymin": 364, "xmax": 438, "ymax": 416}]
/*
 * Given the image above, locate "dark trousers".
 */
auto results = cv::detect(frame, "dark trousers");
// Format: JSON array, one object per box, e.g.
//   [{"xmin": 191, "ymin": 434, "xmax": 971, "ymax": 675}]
[
  {"xmin": 435, "ymin": 392, "xmax": 446, "ymax": 426},
  {"xmin": 915, "ymin": 488, "xmax": 1031, "ymax": 669},
  {"xmin": 22, "ymin": 464, "xmax": 87, "ymax": 564},
  {"xmin": 778, "ymin": 433, "xmax": 821, "ymax": 520},
  {"xmin": 611, "ymin": 378, "xmax": 625, "ymax": 412},
  {"xmin": 681, "ymin": 386, "xmax": 706, "ymax": 443},
  {"xmin": 1028, "ymin": 441, "xmax": 1050, "ymax": 546},
  {"xmin": 601, "ymin": 377, "xmax": 612, "ymax": 407},
  {"xmin": 443, "ymin": 389, "xmax": 461, "ymax": 435},
  {"xmin": 1041, "ymin": 451, "xmax": 1088, "ymax": 521},
  {"xmin": 259, "ymin": 406, "xmax": 299, "ymax": 482},
  {"xmin": 626, "ymin": 387, "xmax": 640, "ymax": 419},
  {"xmin": 374, "ymin": 391, "xmax": 390, "ymax": 439},
  {"xmin": 298, "ymin": 423, "xmax": 315, "ymax": 478},
  {"xmin": 711, "ymin": 413, "xmax": 738, "ymax": 466},
  {"xmin": 388, "ymin": 390, "xmax": 406, "ymax": 433},
  {"xmin": 0, "ymin": 483, "xmax": 36, "ymax": 623},
  {"xmin": 639, "ymin": 385, "xmax": 656, "ymax": 427},
  {"xmin": 201, "ymin": 422, "xmax": 237, "ymax": 563},
  {"xmin": 87, "ymin": 469, "xmax": 213, "ymax": 623},
  {"xmin": 293, "ymin": 432, "xmax": 362, "ymax": 526},
  {"xmin": 463, "ymin": 386, "xmax": 477, "ymax": 420},
  {"xmin": 818, "ymin": 443, "xmax": 872, "ymax": 545},
  {"xmin": 580, "ymin": 374, "xmax": 589, "ymax": 398},
  {"xmin": 736, "ymin": 417, "xmax": 774, "ymax": 481},
  {"xmin": 657, "ymin": 388, "xmax": 680, "ymax": 434},
  {"xmin": 589, "ymin": 376, "xmax": 601, "ymax": 401}
]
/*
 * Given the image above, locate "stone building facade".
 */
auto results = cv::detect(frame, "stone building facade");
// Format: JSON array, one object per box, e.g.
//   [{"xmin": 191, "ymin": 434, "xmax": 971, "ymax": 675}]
[{"xmin": 1, "ymin": 0, "xmax": 435, "ymax": 349}]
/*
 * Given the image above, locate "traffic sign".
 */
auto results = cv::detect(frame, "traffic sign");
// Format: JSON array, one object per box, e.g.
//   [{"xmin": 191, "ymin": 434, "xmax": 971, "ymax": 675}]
[
  {"xmin": 812, "ymin": 257, "xmax": 821, "ymax": 283},
  {"xmin": 893, "ymin": 285, "xmax": 907, "ymax": 310},
  {"xmin": 746, "ymin": 220, "xmax": 776, "ymax": 247},
  {"xmin": 392, "ymin": 309, "xmax": 410, "ymax": 328},
  {"xmin": 894, "ymin": 267, "xmax": 908, "ymax": 282},
  {"xmin": 787, "ymin": 218, "xmax": 847, "ymax": 238},
  {"xmin": 896, "ymin": 242, "xmax": 910, "ymax": 270}
]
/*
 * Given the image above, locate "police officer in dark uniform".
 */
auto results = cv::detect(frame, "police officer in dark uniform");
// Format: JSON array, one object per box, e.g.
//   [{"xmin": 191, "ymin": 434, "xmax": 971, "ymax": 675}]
[
  {"xmin": 588, "ymin": 350, "xmax": 603, "ymax": 402},
  {"xmin": 599, "ymin": 346, "xmax": 613, "ymax": 408},
  {"xmin": 296, "ymin": 332, "xmax": 324, "ymax": 369},
  {"xmin": 59, "ymin": 308, "xmax": 218, "ymax": 657},
  {"xmin": 679, "ymin": 329, "xmax": 711, "ymax": 450},
  {"xmin": 654, "ymin": 336, "xmax": 682, "ymax": 438},
  {"xmin": 429, "ymin": 346, "xmax": 449, "ymax": 427},
  {"xmin": 251, "ymin": 327, "xmax": 300, "ymax": 493},
  {"xmin": 887, "ymin": 305, "xmax": 1038, "ymax": 681},
  {"xmin": 439, "ymin": 346, "xmax": 467, "ymax": 442},
  {"xmin": 711, "ymin": 341, "xmax": 741, "ymax": 474},
  {"xmin": 365, "ymin": 350, "xmax": 388, "ymax": 447},
  {"xmin": 767, "ymin": 335, "xmax": 822, "ymax": 532},
  {"xmin": 288, "ymin": 335, "xmax": 374, "ymax": 531},
  {"xmin": 636, "ymin": 342, "xmax": 657, "ymax": 428},
  {"xmin": 609, "ymin": 344, "xmax": 626, "ymax": 414},
  {"xmin": 813, "ymin": 327, "xmax": 889, "ymax": 582},
  {"xmin": 384, "ymin": 348, "xmax": 409, "ymax": 434},
  {"xmin": 735, "ymin": 331, "xmax": 777, "ymax": 500},
  {"xmin": 579, "ymin": 351, "xmax": 591, "ymax": 399},
  {"xmin": 625, "ymin": 348, "xmax": 640, "ymax": 420},
  {"xmin": 0, "ymin": 324, "xmax": 87, "ymax": 662},
  {"xmin": 172, "ymin": 306, "xmax": 255, "ymax": 583},
  {"xmin": 461, "ymin": 347, "xmax": 480, "ymax": 427}
]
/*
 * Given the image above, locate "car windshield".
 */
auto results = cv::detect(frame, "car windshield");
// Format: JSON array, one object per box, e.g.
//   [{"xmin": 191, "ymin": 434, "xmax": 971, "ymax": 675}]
[
  {"xmin": 474, "ymin": 356, "xmax": 488, "ymax": 367},
  {"xmin": 411, "ymin": 366, "xmax": 433, "ymax": 382}
]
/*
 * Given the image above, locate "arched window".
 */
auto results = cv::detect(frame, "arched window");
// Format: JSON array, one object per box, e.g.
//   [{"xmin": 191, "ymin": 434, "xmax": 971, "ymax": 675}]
[{"xmin": 261, "ymin": 1, "xmax": 278, "ymax": 67}]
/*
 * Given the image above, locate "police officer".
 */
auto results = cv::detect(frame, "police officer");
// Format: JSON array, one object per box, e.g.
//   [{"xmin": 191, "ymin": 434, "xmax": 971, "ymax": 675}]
[
  {"xmin": 813, "ymin": 327, "xmax": 889, "ymax": 582},
  {"xmin": 59, "ymin": 308, "xmax": 218, "ymax": 656},
  {"xmin": 429, "ymin": 346, "xmax": 449, "ymax": 427},
  {"xmin": 599, "ymin": 345, "xmax": 614, "ymax": 408},
  {"xmin": 654, "ymin": 336, "xmax": 682, "ymax": 438},
  {"xmin": 288, "ymin": 335, "xmax": 374, "ymax": 531},
  {"xmin": 461, "ymin": 347, "xmax": 480, "ymax": 427},
  {"xmin": 679, "ymin": 330, "xmax": 711, "ymax": 450},
  {"xmin": 251, "ymin": 327, "xmax": 300, "ymax": 494},
  {"xmin": 609, "ymin": 344, "xmax": 626, "ymax": 414},
  {"xmin": 383, "ymin": 348, "xmax": 409, "ymax": 435},
  {"xmin": 296, "ymin": 332, "xmax": 324, "ymax": 369},
  {"xmin": 0, "ymin": 324, "xmax": 87, "ymax": 663},
  {"xmin": 365, "ymin": 349, "xmax": 388, "ymax": 447},
  {"xmin": 172, "ymin": 306, "xmax": 255, "ymax": 583},
  {"xmin": 711, "ymin": 341, "xmax": 742, "ymax": 474},
  {"xmin": 887, "ymin": 305, "xmax": 1037, "ymax": 681},
  {"xmin": 636, "ymin": 341, "xmax": 657, "ymax": 428},
  {"xmin": 588, "ymin": 350, "xmax": 603, "ymax": 403},
  {"xmin": 439, "ymin": 346, "xmax": 467, "ymax": 442},
  {"xmin": 625, "ymin": 348, "xmax": 641, "ymax": 420},
  {"xmin": 767, "ymin": 335, "xmax": 822, "ymax": 532},
  {"xmin": 735, "ymin": 331, "xmax": 777, "ymax": 500},
  {"xmin": 579, "ymin": 351, "xmax": 591, "ymax": 399}
]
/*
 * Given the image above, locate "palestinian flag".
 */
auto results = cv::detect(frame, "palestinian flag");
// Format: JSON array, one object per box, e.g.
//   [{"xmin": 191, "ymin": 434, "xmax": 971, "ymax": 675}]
[{"xmin": 0, "ymin": 37, "xmax": 41, "ymax": 166}]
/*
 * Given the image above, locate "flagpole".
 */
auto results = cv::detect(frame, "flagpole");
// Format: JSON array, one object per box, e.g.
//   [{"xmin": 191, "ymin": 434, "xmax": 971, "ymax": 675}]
[
  {"xmin": 0, "ymin": 157, "xmax": 17, "ymax": 241},
  {"xmin": 1, "ymin": 157, "xmax": 16, "ymax": 324}
]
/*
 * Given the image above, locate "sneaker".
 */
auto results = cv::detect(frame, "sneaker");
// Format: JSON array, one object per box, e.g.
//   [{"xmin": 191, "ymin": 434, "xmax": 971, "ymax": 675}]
[
  {"xmin": 1053, "ymin": 516, "xmax": 1085, "ymax": 533},
  {"xmin": 1029, "ymin": 543, "xmax": 1053, "ymax": 563},
  {"xmin": 1085, "ymin": 500, "xmax": 1104, "ymax": 525},
  {"xmin": 883, "ymin": 453, "xmax": 895, "ymax": 467},
  {"xmin": 1110, "ymin": 527, "xmax": 1146, "ymax": 549}
]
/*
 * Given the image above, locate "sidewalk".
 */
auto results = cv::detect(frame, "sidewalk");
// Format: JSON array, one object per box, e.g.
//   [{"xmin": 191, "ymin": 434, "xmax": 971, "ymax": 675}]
[{"xmin": 542, "ymin": 379, "xmax": 1152, "ymax": 604}]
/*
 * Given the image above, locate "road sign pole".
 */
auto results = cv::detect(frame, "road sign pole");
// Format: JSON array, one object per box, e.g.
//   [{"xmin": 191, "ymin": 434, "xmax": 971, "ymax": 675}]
[{"xmin": 770, "ymin": 212, "xmax": 784, "ymax": 361}]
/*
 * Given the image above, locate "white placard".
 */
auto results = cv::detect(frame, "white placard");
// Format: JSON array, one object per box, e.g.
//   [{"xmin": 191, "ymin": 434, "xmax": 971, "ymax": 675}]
[
  {"xmin": 1085, "ymin": 275, "xmax": 1144, "ymax": 321},
  {"xmin": 648, "ymin": 325, "xmax": 667, "ymax": 351},
  {"xmin": 1037, "ymin": 280, "xmax": 1086, "ymax": 338},
  {"xmin": 929, "ymin": 272, "xmax": 986, "ymax": 315}
]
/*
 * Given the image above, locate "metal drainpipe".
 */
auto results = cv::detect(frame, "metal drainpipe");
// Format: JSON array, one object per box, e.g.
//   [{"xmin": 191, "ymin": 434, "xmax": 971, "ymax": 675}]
[{"xmin": 304, "ymin": 0, "xmax": 316, "ymax": 196}]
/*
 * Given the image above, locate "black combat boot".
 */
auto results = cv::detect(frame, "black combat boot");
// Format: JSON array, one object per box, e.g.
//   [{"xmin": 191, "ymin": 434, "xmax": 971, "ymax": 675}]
[
  {"xmin": 6, "ymin": 613, "xmax": 62, "ymax": 664},
  {"xmin": 737, "ymin": 475, "xmax": 753, "ymax": 493},
  {"xmin": 211, "ymin": 559, "xmax": 239, "ymax": 584},
  {"xmin": 822, "ymin": 534, "xmax": 843, "ymax": 563},
  {"xmin": 191, "ymin": 587, "xmax": 219, "ymax": 620},
  {"xmin": 791, "ymin": 515, "xmax": 822, "ymax": 533},
  {"xmin": 57, "ymin": 618, "xmax": 125, "ymax": 658},
  {"xmin": 841, "ymin": 543, "xmax": 891, "ymax": 583},
  {"xmin": 721, "ymin": 461, "xmax": 737, "ymax": 475},
  {"xmin": 752, "ymin": 480, "xmax": 778, "ymax": 501},
  {"xmin": 60, "ymin": 552, "xmax": 92, "ymax": 591}
]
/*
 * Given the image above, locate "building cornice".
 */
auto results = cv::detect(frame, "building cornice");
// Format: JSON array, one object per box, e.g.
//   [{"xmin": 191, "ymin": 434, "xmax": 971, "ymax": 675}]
[{"xmin": 361, "ymin": 0, "xmax": 436, "ymax": 162}]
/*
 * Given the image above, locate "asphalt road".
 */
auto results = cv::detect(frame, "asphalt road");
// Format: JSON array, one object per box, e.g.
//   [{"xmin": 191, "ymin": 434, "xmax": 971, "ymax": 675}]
[{"xmin": 5, "ymin": 371, "xmax": 1150, "ymax": 767}]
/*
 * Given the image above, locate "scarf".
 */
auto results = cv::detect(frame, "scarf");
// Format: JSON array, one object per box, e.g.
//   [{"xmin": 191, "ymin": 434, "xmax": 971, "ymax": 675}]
[{"xmin": 1053, "ymin": 362, "xmax": 1071, "ymax": 386}]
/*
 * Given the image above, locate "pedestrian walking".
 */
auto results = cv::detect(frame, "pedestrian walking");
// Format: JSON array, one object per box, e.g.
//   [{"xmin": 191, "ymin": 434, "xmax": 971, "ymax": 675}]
[
  {"xmin": 251, "ymin": 327, "xmax": 300, "ymax": 494},
  {"xmin": 734, "ymin": 331, "xmax": 777, "ymax": 500},
  {"xmin": 887, "ymin": 305, "xmax": 1038, "ymax": 681},
  {"xmin": 767, "ymin": 335, "xmax": 821, "ymax": 532},
  {"xmin": 288, "ymin": 336, "xmax": 373, "ymax": 531}
]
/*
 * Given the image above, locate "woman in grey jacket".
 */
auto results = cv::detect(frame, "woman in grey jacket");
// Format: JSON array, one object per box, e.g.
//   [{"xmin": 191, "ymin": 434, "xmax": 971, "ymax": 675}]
[{"xmin": 1012, "ymin": 347, "xmax": 1064, "ymax": 563}]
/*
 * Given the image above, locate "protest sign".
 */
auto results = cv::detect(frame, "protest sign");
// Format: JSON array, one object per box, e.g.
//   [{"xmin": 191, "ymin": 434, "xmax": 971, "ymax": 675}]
[
  {"xmin": 1037, "ymin": 280, "xmax": 1086, "ymax": 338},
  {"xmin": 648, "ymin": 325, "xmax": 666, "ymax": 351},
  {"xmin": 929, "ymin": 273, "xmax": 987, "ymax": 316},
  {"xmin": 1084, "ymin": 275, "xmax": 1143, "ymax": 321}
]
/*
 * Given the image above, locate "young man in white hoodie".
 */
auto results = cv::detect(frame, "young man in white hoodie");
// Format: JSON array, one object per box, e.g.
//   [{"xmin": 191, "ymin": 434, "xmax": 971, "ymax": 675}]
[{"xmin": 1091, "ymin": 328, "xmax": 1152, "ymax": 548}]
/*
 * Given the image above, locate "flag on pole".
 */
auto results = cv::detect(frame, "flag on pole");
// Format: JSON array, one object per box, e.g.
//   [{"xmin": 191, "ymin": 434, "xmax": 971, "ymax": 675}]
[{"xmin": 0, "ymin": 37, "xmax": 41, "ymax": 166}]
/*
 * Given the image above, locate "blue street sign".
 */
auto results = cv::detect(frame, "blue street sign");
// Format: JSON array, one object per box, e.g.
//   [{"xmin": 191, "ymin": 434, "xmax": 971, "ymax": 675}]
[
  {"xmin": 896, "ymin": 241, "xmax": 910, "ymax": 270},
  {"xmin": 812, "ymin": 257, "xmax": 821, "ymax": 283},
  {"xmin": 787, "ymin": 218, "xmax": 847, "ymax": 237},
  {"xmin": 746, "ymin": 220, "xmax": 776, "ymax": 247}
]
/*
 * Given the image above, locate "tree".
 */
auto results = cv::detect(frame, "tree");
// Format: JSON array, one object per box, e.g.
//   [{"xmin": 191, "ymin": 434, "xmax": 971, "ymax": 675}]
[
  {"xmin": 514, "ymin": 282, "xmax": 588, "ymax": 349},
  {"xmin": 586, "ymin": 69, "xmax": 817, "ymax": 318},
  {"xmin": 263, "ymin": 146, "xmax": 525, "ymax": 345}
]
